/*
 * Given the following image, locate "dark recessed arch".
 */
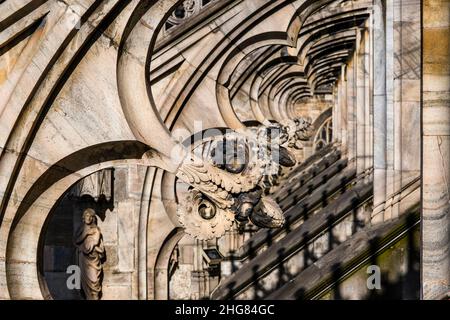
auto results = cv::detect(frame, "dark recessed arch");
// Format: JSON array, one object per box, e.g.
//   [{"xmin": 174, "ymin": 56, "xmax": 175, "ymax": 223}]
[{"xmin": 11, "ymin": 141, "xmax": 151, "ymax": 232}]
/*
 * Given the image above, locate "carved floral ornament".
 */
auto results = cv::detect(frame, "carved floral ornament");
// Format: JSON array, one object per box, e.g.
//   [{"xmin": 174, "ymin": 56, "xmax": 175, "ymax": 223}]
[{"xmin": 175, "ymin": 118, "xmax": 313, "ymax": 240}]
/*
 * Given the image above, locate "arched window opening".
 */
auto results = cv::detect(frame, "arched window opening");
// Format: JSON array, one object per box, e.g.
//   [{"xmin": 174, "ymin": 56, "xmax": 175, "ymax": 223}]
[{"xmin": 313, "ymin": 117, "xmax": 333, "ymax": 152}]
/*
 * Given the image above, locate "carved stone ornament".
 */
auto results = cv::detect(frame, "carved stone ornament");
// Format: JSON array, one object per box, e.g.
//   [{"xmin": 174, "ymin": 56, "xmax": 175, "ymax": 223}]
[
  {"xmin": 70, "ymin": 169, "xmax": 114, "ymax": 201},
  {"xmin": 165, "ymin": 0, "xmax": 218, "ymax": 32},
  {"xmin": 74, "ymin": 208, "xmax": 106, "ymax": 300},
  {"xmin": 176, "ymin": 127, "xmax": 301, "ymax": 240},
  {"xmin": 177, "ymin": 189, "xmax": 235, "ymax": 240},
  {"xmin": 278, "ymin": 117, "xmax": 314, "ymax": 150}
]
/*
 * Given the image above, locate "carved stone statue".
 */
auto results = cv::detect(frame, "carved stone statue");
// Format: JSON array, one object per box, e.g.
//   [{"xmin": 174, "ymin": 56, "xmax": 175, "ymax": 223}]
[
  {"xmin": 175, "ymin": 119, "xmax": 315, "ymax": 240},
  {"xmin": 74, "ymin": 208, "xmax": 106, "ymax": 300}
]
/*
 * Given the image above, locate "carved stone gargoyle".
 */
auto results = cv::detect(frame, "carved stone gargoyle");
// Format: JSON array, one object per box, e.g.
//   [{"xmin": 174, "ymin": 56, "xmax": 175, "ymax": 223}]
[
  {"xmin": 117, "ymin": 11, "xmax": 314, "ymax": 241},
  {"xmin": 175, "ymin": 122, "xmax": 309, "ymax": 240},
  {"xmin": 278, "ymin": 117, "xmax": 314, "ymax": 151},
  {"xmin": 253, "ymin": 117, "xmax": 314, "ymax": 185}
]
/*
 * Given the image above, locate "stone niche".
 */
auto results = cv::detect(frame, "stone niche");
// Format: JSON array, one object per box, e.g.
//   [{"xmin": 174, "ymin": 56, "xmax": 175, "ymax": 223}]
[{"xmin": 41, "ymin": 165, "xmax": 146, "ymax": 300}]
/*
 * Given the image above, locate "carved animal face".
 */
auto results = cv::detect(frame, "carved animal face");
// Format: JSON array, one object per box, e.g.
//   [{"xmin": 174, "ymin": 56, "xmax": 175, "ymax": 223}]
[
  {"xmin": 177, "ymin": 130, "xmax": 295, "ymax": 240},
  {"xmin": 293, "ymin": 118, "xmax": 314, "ymax": 141}
]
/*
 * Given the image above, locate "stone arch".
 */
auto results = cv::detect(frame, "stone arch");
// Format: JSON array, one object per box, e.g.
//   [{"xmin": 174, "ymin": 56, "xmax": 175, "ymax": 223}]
[
  {"xmin": 6, "ymin": 141, "xmax": 150, "ymax": 299},
  {"xmin": 117, "ymin": 0, "xmax": 185, "ymax": 172},
  {"xmin": 312, "ymin": 110, "xmax": 333, "ymax": 151},
  {"xmin": 0, "ymin": 2, "xmax": 142, "ymax": 299},
  {"xmin": 213, "ymin": 0, "xmax": 372, "ymax": 128},
  {"xmin": 150, "ymin": 0, "xmax": 338, "ymax": 132},
  {"xmin": 154, "ymin": 228, "xmax": 185, "ymax": 300}
]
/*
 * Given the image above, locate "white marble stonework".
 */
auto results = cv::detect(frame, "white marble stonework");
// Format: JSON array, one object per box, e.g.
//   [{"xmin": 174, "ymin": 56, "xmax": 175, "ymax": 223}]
[{"xmin": 0, "ymin": 0, "xmax": 447, "ymax": 300}]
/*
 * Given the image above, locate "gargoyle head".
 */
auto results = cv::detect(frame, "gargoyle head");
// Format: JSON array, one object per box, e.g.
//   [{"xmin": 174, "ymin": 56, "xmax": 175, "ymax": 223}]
[
  {"xmin": 277, "ymin": 118, "xmax": 314, "ymax": 150},
  {"xmin": 176, "ymin": 129, "xmax": 296, "ymax": 240}
]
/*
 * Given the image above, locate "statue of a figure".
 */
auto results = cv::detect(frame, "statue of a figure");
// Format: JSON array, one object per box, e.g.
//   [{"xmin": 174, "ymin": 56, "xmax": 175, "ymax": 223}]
[{"xmin": 74, "ymin": 208, "xmax": 106, "ymax": 300}]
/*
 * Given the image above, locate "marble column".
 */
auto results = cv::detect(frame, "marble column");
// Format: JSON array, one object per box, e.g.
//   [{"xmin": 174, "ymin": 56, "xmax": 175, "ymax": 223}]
[
  {"xmin": 347, "ymin": 54, "xmax": 357, "ymax": 162},
  {"xmin": 356, "ymin": 24, "xmax": 372, "ymax": 176},
  {"xmin": 365, "ymin": 23, "xmax": 373, "ymax": 174},
  {"xmin": 397, "ymin": 0, "xmax": 421, "ymax": 215},
  {"xmin": 339, "ymin": 66, "xmax": 348, "ymax": 150},
  {"xmin": 356, "ymin": 28, "xmax": 367, "ymax": 174},
  {"xmin": 373, "ymin": 0, "xmax": 421, "ymax": 223},
  {"xmin": 422, "ymin": 0, "xmax": 450, "ymax": 300},
  {"xmin": 333, "ymin": 85, "xmax": 341, "ymax": 143},
  {"xmin": 372, "ymin": 0, "xmax": 387, "ymax": 223},
  {"xmin": 384, "ymin": 0, "xmax": 396, "ymax": 220}
]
